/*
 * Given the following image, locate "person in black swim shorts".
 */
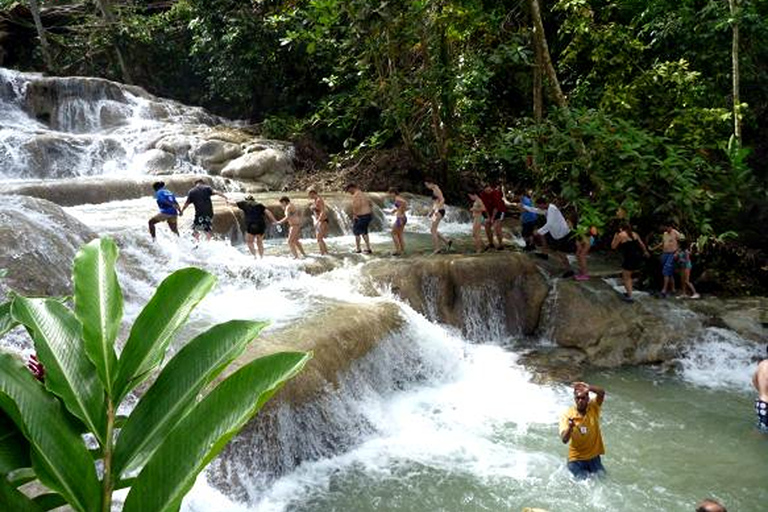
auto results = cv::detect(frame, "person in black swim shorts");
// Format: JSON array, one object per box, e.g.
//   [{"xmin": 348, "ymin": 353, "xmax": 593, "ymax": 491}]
[
  {"xmin": 235, "ymin": 195, "xmax": 277, "ymax": 258},
  {"xmin": 180, "ymin": 179, "xmax": 229, "ymax": 243}
]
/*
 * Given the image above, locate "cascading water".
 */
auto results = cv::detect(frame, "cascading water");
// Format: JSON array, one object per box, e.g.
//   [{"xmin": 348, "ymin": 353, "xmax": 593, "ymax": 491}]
[{"xmin": 1, "ymin": 76, "xmax": 766, "ymax": 512}]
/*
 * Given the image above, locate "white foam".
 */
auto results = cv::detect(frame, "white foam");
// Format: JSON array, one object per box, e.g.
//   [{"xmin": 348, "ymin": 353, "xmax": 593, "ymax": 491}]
[{"xmin": 677, "ymin": 327, "xmax": 759, "ymax": 392}]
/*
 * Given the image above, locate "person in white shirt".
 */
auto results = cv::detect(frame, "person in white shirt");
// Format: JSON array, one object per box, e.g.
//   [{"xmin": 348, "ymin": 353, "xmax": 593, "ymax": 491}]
[{"xmin": 522, "ymin": 198, "xmax": 575, "ymax": 277}]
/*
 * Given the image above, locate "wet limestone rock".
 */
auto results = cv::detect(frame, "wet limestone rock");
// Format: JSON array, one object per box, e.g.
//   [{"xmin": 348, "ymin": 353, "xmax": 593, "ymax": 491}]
[
  {"xmin": 364, "ymin": 252, "xmax": 549, "ymax": 335},
  {"xmin": 0, "ymin": 195, "xmax": 96, "ymax": 298},
  {"xmin": 216, "ymin": 301, "xmax": 404, "ymax": 406},
  {"xmin": 220, "ymin": 148, "xmax": 294, "ymax": 189},
  {"xmin": 190, "ymin": 139, "xmax": 242, "ymax": 173},
  {"xmin": 542, "ymin": 279, "xmax": 704, "ymax": 366}
]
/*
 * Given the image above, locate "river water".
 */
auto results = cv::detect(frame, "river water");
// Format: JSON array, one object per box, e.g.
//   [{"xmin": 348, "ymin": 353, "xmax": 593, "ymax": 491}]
[
  {"xmin": 60, "ymin": 200, "xmax": 764, "ymax": 512},
  {"xmin": 2, "ymin": 67, "xmax": 765, "ymax": 512}
]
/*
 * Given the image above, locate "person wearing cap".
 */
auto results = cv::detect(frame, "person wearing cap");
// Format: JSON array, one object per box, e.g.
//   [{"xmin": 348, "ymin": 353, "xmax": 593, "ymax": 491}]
[
  {"xmin": 559, "ymin": 381, "xmax": 607, "ymax": 479},
  {"xmin": 235, "ymin": 195, "xmax": 277, "ymax": 258},
  {"xmin": 180, "ymin": 179, "xmax": 229, "ymax": 243},
  {"xmin": 148, "ymin": 181, "xmax": 181, "ymax": 241}
]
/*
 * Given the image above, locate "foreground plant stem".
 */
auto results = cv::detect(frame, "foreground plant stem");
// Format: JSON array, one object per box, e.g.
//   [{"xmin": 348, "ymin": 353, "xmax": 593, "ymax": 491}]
[{"xmin": 102, "ymin": 400, "xmax": 115, "ymax": 512}]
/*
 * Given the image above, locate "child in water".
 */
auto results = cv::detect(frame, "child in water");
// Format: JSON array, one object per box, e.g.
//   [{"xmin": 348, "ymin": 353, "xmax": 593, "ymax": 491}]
[
  {"xmin": 469, "ymin": 192, "xmax": 486, "ymax": 253},
  {"xmin": 675, "ymin": 240, "xmax": 700, "ymax": 299}
]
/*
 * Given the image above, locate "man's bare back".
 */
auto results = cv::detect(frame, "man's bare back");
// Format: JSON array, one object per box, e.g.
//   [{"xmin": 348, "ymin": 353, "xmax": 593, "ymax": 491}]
[
  {"xmin": 352, "ymin": 190, "xmax": 372, "ymax": 216},
  {"xmin": 754, "ymin": 359, "xmax": 768, "ymax": 402}
]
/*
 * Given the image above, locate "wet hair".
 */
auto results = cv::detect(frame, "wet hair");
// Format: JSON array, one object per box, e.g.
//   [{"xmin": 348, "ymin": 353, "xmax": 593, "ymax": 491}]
[
  {"xmin": 344, "ymin": 183, "xmax": 357, "ymax": 192},
  {"xmin": 244, "ymin": 195, "xmax": 255, "ymax": 202},
  {"xmin": 194, "ymin": 179, "xmax": 205, "ymax": 185},
  {"xmin": 279, "ymin": 196, "xmax": 290, "ymax": 204},
  {"xmin": 152, "ymin": 181, "xmax": 165, "ymax": 191},
  {"xmin": 696, "ymin": 499, "xmax": 727, "ymax": 512},
  {"xmin": 388, "ymin": 187, "xmax": 399, "ymax": 195}
]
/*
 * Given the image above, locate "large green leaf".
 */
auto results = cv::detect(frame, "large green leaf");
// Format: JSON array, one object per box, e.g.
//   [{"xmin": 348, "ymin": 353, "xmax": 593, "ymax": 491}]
[
  {"xmin": 122, "ymin": 351, "xmax": 311, "ymax": 512},
  {"xmin": 73, "ymin": 237, "xmax": 122, "ymax": 397},
  {"xmin": 11, "ymin": 297, "xmax": 106, "ymax": 443},
  {"xmin": 0, "ymin": 353, "xmax": 100, "ymax": 512},
  {"xmin": 0, "ymin": 409, "xmax": 30, "ymax": 475},
  {"xmin": 0, "ymin": 476, "xmax": 44, "ymax": 512},
  {"xmin": 0, "ymin": 301, "xmax": 19, "ymax": 338},
  {"xmin": 113, "ymin": 320, "xmax": 268, "ymax": 477},
  {"xmin": 113, "ymin": 268, "xmax": 216, "ymax": 401}
]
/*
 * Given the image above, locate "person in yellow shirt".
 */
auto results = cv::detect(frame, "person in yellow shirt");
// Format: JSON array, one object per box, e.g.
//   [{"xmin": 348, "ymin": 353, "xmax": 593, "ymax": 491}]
[{"xmin": 559, "ymin": 381, "xmax": 606, "ymax": 479}]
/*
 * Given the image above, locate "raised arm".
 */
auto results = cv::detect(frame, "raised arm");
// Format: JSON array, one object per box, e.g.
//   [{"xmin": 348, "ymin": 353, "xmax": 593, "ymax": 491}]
[{"xmin": 574, "ymin": 381, "xmax": 605, "ymax": 405}]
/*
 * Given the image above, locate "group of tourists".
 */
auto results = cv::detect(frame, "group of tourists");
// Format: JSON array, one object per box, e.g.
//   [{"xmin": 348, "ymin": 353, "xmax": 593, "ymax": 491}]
[{"xmin": 147, "ymin": 179, "xmax": 457, "ymax": 258}]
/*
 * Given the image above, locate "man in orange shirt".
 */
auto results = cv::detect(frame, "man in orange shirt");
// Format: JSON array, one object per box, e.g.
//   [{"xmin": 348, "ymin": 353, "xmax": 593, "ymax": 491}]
[{"xmin": 559, "ymin": 381, "xmax": 606, "ymax": 479}]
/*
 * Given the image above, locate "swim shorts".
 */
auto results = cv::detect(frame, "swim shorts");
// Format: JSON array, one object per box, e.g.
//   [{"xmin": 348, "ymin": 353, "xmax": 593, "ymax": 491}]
[
  {"xmin": 567, "ymin": 456, "xmax": 606, "ymax": 480},
  {"xmin": 522, "ymin": 221, "xmax": 537, "ymax": 238},
  {"xmin": 246, "ymin": 221, "xmax": 266, "ymax": 236},
  {"xmin": 661, "ymin": 252, "xmax": 676, "ymax": 277},
  {"xmin": 756, "ymin": 399, "xmax": 768, "ymax": 433},
  {"xmin": 546, "ymin": 232, "xmax": 576, "ymax": 253},
  {"xmin": 353, "ymin": 213, "xmax": 373, "ymax": 236},
  {"xmin": 193, "ymin": 215, "xmax": 213, "ymax": 232},
  {"xmin": 395, "ymin": 216, "xmax": 407, "ymax": 229}
]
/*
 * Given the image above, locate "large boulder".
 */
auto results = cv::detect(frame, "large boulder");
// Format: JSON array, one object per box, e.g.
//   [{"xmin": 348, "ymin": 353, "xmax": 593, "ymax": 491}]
[
  {"xmin": 0, "ymin": 195, "xmax": 96, "ymax": 298},
  {"xmin": 220, "ymin": 148, "xmax": 294, "ymax": 189},
  {"xmin": 190, "ymin": 140, "xmax": 242, "ymax": 172},
  {"xmin": 364, "ymin": 252, "xmax": 549, "ymax": 336},
  {"xmin": 541, "ymin": 279, "xmax": 704, "ymax": 366}
]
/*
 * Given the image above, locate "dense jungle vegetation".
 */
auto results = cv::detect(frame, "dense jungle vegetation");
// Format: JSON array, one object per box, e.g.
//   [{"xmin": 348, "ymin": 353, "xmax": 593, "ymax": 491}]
[{"xmin": 2, "ymin": 0, "xmax": 768, "ymax": 290}]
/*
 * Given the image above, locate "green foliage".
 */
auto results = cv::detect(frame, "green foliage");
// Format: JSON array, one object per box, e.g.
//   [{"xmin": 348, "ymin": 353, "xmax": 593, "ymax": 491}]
[{"xmin": 0, "ymin": 238, "xmax": 310, "ymax": 511}]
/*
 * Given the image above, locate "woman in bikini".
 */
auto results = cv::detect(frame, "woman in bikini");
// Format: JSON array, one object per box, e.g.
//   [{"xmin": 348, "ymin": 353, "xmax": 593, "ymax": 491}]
[
  {"xmin": 425, "ymin": 180, "xmax": 451, "ymax": 254},
  {"xmin": 611, "ymin": 222, "xmax": 650, "ymax": 302},
  {"xmin": 468, "ymin": 192, "xmax": 486, "ymax": 253},
  {"xmin": 278, "ymin": 196, "xmax": 307, "ymax": 259},
  {"xmin": 308, "ymin": 188, "xmax": 329, "ymax": 255},
  {"xmin": 388, "ymin": 187, "xmax": 408, "ymax": 256}
]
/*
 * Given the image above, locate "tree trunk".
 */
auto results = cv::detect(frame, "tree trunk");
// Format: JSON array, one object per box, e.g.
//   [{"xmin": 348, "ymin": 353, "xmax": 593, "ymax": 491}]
[
  {"xmin": 529, "ymin": 0, "xmax": 567, "ymax": 108},
  {"xmin": 93, "ymin": 0, "xmax": 133, "ymax": 84},
  {"xmin": 729, "ymin": 0, "xmax": 741, "ymax": 146},
  {"xmin": 533, "ymin": 35, "xmax": 543, "ymax": 122},
  {"xmin": 28, "ymin": 0, "xmax": 54, "ymax": 72}
]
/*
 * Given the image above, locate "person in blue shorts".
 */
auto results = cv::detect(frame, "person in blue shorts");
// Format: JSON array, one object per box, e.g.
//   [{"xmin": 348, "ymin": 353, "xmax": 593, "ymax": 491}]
[{"xmin": 655, "ymin": 222, "xmax": 682, "ymax": 298}]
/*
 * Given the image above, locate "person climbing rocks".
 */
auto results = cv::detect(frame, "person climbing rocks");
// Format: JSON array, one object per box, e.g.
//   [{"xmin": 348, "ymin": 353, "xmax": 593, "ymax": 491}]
[
  {"xmin": 277, "ymin": 196, "xmax": 307, "ymax": 259},
  {"xmin": 425, "ymin": 180, "xmax": 452, "ymax": 254},
  {"xmin": 522, "ymin": 197, "xmax": 574, "ymax": 277},
  {"xmin": 559, "ymin": 381, "xmax": 607, "ymax": 479},
  {"xmin": 479, "ymin": 182, "xmax": 507, "ymax": 250},
  {"xmin": 752, "ymin": 344, "xmax": 768, "ymax": 434},
  {"xmin": 695, "ymin": 498, "xmax": 728, "ymax": 512},
  {"xmin": 308, "ymin": 188, "xmax": 329, "ymax": 255},
  {"xmin": 611, "ymin": 223, "xmax": 650, "ymax": 303},
  {"xmin": 519, "ymin": 188, "xmax": 538, "ymax": 252},
  {"xmin": 655, "ymin": 222, "xmax": 682, "ymax": 298},
  {"xmin": 675, "ymin": 239, "xmax": 700, "ymax": 299},
  {"xmin": 235, "ymin": 195, "xmax": 277, "ymax": 258},
  {"xmin": 148, "ymin": 181, "xmax": 181, "ymax": 241},
  {"xmin": 469, "ymin": 191, "xmax": 486, "ymax": 253},
  {"xmin": 388, "ymin": 188, "xmax": 408, "ymax": 256},
  {"xmin": 180, "ymin": 179, "xmax": 229, "ymax": 243},
  {"xmin": 345, "ymin": 183, "xmax": 373, "ymax": 254}
]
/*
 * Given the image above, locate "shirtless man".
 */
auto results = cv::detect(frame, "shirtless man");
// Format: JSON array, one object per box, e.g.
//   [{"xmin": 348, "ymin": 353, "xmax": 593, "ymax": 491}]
[
  {"xmin": 344, "ymin": 183, "xmax": 373, "ymax": 254},
  {"xmin": 752, "ymin": 345, "xmax": 768, "ymax": 434},
  {"xmin": 657, "ymin": 223, "xmax": 682, "ymax": 298},
  {"xmin": 308, "ymin": 188, "xmax": 329, "ymax": 255}
]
